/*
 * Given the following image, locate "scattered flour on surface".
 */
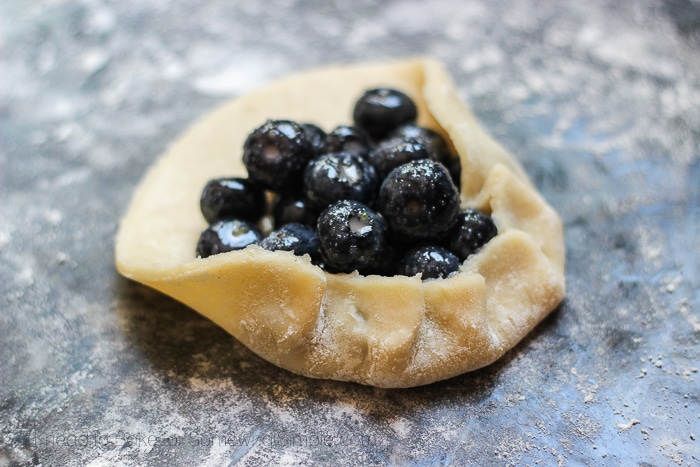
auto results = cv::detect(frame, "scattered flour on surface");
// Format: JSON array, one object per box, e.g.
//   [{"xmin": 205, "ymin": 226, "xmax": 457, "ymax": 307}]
[{"xmin": 616, "ymin": 419, "xmax": 641, "ymax": 431}]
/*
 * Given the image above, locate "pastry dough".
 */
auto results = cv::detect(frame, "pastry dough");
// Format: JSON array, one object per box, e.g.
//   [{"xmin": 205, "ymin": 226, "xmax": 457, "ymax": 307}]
[{"xmin": 115, "ymin": 58, "xmax": 565, "ymax": 388}]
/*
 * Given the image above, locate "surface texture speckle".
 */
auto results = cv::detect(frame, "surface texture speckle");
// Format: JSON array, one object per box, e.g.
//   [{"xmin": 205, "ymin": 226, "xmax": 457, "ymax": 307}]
[{"xmin": 1, "ymin": 0, "xmax": 699, "ymax": 465}]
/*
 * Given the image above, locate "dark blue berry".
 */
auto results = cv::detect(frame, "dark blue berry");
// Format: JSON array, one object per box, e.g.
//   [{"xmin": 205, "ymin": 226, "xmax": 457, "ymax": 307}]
[
  {"xmin": 389, "ymin": 124, "xmax": 450, "ymax": 162},
  {"xmin": 325, "ymin": 125, "xmax": 372, "ymax": 159},
  {"xmin": 398, "ymin": 245, "xmax": 461, "ymax": 280},
  {"xmin": 196, "ymin": 219, "xmax": 262, "ymax": 258},
  {"xmin": 378, "ymin": 160, "xmax": 460, "ymax": 242},
  {"xmin": 199, "ymin": 177, "xmax": 266, "ymax": 224},
  {"xmin": 368, "ymin": 136, "xmax": 431, "ymax": 181},
  {"xmin": 447, "ymin": 208, "xmax": 498, "ymax": 260},
  {"xmin": 273, "ymin": 196, "xmax": 317, "ymax": 227},
  {"xmin": 303, "ymin": 152, "xmax": 378, "ymax": 212},
  {"xmin": 389, "ymin": 124, "xmax": 461, "ymax": 187},
  {"xmin": 353, "ymin": 88, "xmax": 418, "ymax": 140},
  {"xmin": 243, "ymin": 120, "xmax": 314, "ymax": 194},
  {"xmin": 316, "ymin": 200, "xmax": 386, "ymax": 273},
  {"xmin": 301, "ymin": 123, "xmax": 327, "ymax": 156},
  {"xmin": 260, "ymin": 222, "xmax": 321, "ymax": 262}
]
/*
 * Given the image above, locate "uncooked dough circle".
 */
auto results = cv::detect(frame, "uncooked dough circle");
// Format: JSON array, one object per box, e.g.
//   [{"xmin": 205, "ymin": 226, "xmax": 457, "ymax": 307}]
[{"xmin": 115, "ymin": 58, "xmax": 565, "ymax": 388}]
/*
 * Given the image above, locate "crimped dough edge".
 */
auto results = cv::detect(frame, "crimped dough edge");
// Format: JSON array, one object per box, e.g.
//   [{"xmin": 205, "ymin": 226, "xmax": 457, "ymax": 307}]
[{"xmin": 115, "ymin": 58, "xmax": 566, "ymax": 388}]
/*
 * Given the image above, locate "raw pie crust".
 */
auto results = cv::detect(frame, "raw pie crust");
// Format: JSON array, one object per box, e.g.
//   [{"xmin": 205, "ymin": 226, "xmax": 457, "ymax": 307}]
[{"xmin": 115, "ymin": 58, "xmax": 566, "ymax": 388}]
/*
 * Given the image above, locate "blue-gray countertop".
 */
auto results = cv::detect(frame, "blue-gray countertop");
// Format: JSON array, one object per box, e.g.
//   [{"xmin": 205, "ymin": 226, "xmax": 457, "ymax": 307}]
[{"xmin": 1, "ymin": 1, "xmax": 699, "ymax": 465}]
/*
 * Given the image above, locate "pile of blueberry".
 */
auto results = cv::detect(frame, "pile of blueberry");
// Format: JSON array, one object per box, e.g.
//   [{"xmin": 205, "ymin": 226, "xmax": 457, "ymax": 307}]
[{"xmin": 196, "ymin": 88, "xmax": 497, "ymax": 280}]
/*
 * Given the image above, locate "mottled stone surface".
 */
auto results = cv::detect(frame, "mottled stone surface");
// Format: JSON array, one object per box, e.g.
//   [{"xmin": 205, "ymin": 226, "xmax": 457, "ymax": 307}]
[{"xmin": 1, "ymin": 0, "xmax": 699, "ymax": 465}]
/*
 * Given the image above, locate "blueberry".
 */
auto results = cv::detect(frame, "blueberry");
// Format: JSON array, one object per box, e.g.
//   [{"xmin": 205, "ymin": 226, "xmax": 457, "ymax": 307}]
[
  {"xmin": 389, "ymin": 124, "xmax": 451, "ymax": 162},
  {"xmin": 301, "ymin": 123, "xmax": 327, "ymax": 156},
  {"xmin": 378, "ymin": 160, "xmax": 460, "ymax": 242},
  {"xmin": 325, "ymin": 125, "xmax": 372, "ymax": 159},
  {"xmin": 389, "ymin": 124, "xmax": 461, "ymax": 187},
  {"xmin": 303, "ymin": 152, "xmax": 378, "ymax": 212},
  {"xmin": 398, "ymin": 245, "xmax": 461, "ymax": 280},
  {"xmin": 243, "ymin": 119, "xmax": 314, "ymax": 194},
  {"xmin": 199, "ymin": 177, "xmax": 266, "ymax": 224},
  {"xmin": 447, "ymin": 208, "xmax": 498, "ymax": 260},
  {"xmin": 273, "ymin": 196, "xmax": 317, "ymax": 227},
  {"xmin": 196, "ymin": 219, "xmax": 262, "ymax": 258},
  {"xmin": 260, "ymin": 222, "xmax": 321, "ymax": 262},
  {"xmin": 316, "ymin": 200, "xmax": 386, "ymax": 273},
  {"xmin": 368, "ymin": 136, "xmax": 431, "ymax": 181},
  {"xmin": 353, "ymin": 88, "xmax": 418, "ymax": 140}
]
